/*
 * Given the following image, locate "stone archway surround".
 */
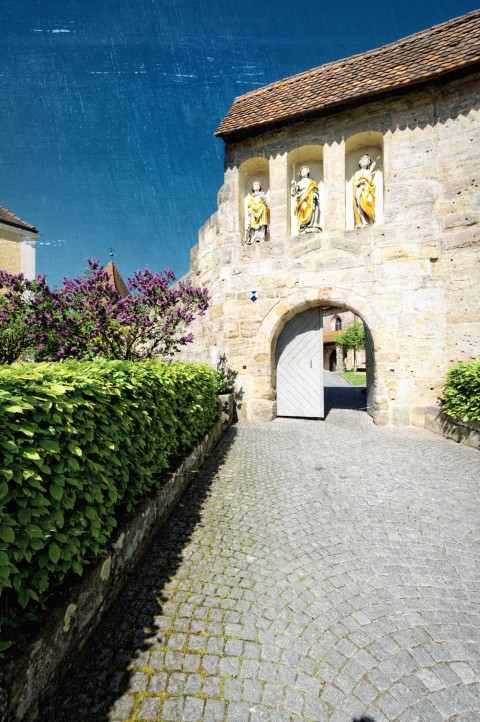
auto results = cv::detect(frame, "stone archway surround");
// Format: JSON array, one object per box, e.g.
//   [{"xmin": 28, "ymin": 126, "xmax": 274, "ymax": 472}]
[{"xmin": 251, "ymin": 286, "xmax": 387, "ymax": 424}]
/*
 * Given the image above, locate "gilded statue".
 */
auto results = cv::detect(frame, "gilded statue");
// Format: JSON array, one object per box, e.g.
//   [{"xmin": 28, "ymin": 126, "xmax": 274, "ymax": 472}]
[
  {"xmin": 245, "ymin": 181, "xmax": 270, "ymax": 244},
  {"xmin": 352, "ymin": 154, "xmax": 376, "ymax": 228},
  {"xmin": 291, "ymin": 166, "xmax": 321, "ymax": 233}
]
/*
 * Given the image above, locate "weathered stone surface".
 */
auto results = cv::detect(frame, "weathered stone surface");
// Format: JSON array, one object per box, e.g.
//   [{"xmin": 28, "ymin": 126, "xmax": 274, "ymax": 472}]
[{"xmin": 424, "ymin": 406, "xmax": 480, "ymax": 449}]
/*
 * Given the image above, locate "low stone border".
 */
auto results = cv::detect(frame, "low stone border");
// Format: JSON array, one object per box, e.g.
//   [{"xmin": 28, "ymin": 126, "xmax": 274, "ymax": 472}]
[
  {"xmin": 1, "ymin": 396, "xmax": 235, "ymax": 722},
  {"xmin": 425, "ymin": 406, "xmax": 480, "ymax": 450}
]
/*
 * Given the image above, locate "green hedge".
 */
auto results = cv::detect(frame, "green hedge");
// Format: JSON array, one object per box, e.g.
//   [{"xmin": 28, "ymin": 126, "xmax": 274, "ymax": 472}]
[
  {"xmin": 441, "ymin": 360, "xmax": 480, "ymax": 422},
  {"xmin": 0, "ymin": 360, "xmax": 218, "ymax": 624}
]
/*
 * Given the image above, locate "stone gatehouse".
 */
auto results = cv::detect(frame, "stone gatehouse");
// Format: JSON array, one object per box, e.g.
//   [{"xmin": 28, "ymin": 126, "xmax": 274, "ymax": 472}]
[{"xmin": 179, "ymin": 10, "xmax": 480, "ymax": 426}]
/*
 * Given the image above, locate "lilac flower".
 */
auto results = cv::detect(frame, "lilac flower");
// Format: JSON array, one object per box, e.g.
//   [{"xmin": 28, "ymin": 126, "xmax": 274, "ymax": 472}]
[{"xmin": 0, "ymin": 260, "xmax": 209, "ymax": 363}]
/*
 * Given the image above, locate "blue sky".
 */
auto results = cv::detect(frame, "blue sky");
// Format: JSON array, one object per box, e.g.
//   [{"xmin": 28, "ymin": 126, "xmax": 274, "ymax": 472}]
[{"xmin": 1, "ymin": 0, "xmax": 478, "ymax": 287}]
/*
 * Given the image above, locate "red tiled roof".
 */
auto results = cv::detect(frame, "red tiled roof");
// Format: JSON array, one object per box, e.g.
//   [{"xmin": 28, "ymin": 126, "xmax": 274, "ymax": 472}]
[
  {"xmin": 0, "ymin": 205, "xmax": 38, "ymax": 234},
  {"xmin": 105, "ymin": 261, "xmax": 129, "ymax": 298},
  {"xmin": 215, "ymin": 10, "xmax": 480, "ymax": 141},
  {"xmin": 324, "ymin": 331, "xmax": 342, "ymax": 344}
]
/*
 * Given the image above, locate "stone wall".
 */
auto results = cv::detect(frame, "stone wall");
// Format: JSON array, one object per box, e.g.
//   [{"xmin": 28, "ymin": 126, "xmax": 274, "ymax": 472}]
[{"xmin": 181, "ymin": 72, "xmax": 480, "ymax": 426}]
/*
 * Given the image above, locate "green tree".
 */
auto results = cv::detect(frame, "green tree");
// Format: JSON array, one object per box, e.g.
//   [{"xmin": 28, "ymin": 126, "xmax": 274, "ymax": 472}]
[{"xmin": 336, "ymin": 322, "xmax": 365, "ymax": 372}]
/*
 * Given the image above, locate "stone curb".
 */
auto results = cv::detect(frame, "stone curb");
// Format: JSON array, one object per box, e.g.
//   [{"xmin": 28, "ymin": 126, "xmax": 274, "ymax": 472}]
[
  {"xmin": 1, "ymin": 396, "xmax": 235, "ymax": 722},
  {"xmin": 425, "ymin": 405, "xmax": 480, "ymax": 450}
]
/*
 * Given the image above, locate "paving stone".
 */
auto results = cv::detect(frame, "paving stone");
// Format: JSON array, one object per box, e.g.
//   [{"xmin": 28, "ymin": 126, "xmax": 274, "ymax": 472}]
[
  {"xmin": 184, "ymin": 673, "xmax": 202, "ymax": 694},
  {"xmin": 137, "ymin": 696, "xmax": 162, "ymax": 720},
  {"xmin": 226, "ymin": 701, "xmax": 252, "ymax": 721},
  {"xmin": 262, "ymin": 682, "xmax": 284, "ymax": 707},
  {"xmin": 182, "ymin": 696, "xmax": 205, "ymax": 722},
  {"xmin": 243, "ymin": 678, "xmax": 262, "ymax": 704},
  {"xmin": 148, "ymin": 672, "xmax": 167, "ymax": 693},
  {"xmin": 204, "ymin": 699, "xmax": 225, "ymax": 721},
  {"xmin": 107, "ymin": 695, "xmax": 135, "ymax": 720},
  {"xmin": 224, "ymin": 677, "xmax": 242, "ymax": 701},
  {"xmin": 284, "ymin": 687, "xmax": 305, "ymax": 715},
  {"xmin": 219, "ymin": 656, "xmax": 239, "ymax": 677},
  {"xmin": 128, "ymin": 672, "xmax": 148, "ymax": 692},
  {"xmin": 167, "ymin": 672, "xmax": 186, "ymax": 695},
  {"xmin": 37, "ymin": 418, "xmax": 480, "ymax": 722},
  {"xmin": 162, "ymin": 696, "xmax": 184, "ymax": 721}
]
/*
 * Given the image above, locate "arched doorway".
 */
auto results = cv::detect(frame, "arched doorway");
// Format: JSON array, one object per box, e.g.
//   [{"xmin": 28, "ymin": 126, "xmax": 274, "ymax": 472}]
[
  {"xmin": 255, "ymin": 287, "xmax": 380, "ymax": 423},
  {"xmin": 329, "ymin": 349, "xmax": 337, "ymax": 371},
  {"xmin": 273, "ymin": 302, "xmax": 375, "ymax": 420},
  {"xmin": 275, "ymin": 307, "xmax": 324, "ymax": 418}
]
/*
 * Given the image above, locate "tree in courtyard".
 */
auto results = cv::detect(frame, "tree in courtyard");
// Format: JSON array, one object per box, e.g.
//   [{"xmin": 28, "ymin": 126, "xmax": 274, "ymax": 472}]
[
  {"xmin": 0, "ymin": 260, "xmax": 209, "ymax": 363},
  {"xmin": 336, "ymin": 322, "xmax": 365, "ymax": 372}
]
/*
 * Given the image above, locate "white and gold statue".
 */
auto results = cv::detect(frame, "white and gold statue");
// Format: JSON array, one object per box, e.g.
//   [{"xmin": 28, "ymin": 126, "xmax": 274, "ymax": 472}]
[
  {"xmin": 245, "ymin": 181, "xmax": 270, "ymax": 244},
  {"xmin": 352, "ymin": 154, "xmax": 376, "ymax": 228},
  {"xmin": 291, "ymin": 166, "xmax": 321, "ymax": 233}
]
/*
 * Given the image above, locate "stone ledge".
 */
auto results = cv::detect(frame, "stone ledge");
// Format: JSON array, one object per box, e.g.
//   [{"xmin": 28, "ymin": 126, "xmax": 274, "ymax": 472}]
[
  {"xmin": 1, "ymin": 397, "xmax": 235, "ymax": 722},
  {"xmin": 425, "ymin": 406, "xmax": 480, "ymax": 450}
]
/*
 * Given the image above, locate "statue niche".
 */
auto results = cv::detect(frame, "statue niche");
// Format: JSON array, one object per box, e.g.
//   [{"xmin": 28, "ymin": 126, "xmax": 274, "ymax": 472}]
[
  {"xmin": 244, "ymin": 180, "xmax": 270, "ymax": 244},
  {"xmin": 352, "ymin": 153, "xmax": 377, "ymax": 228},
  {"xmin": 290, "ymin": 165, "xmax": 321, "ymax": 233}
]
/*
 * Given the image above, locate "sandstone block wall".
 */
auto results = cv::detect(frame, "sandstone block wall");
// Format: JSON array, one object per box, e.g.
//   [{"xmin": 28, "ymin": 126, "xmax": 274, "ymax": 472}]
[{"xmin": 181, "ymin": 72, "xmax": 480, "ymax": 426}]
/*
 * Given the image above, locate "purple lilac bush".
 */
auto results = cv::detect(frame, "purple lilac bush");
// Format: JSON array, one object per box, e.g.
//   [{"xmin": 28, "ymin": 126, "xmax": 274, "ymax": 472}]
[{"xmin": 0, "ymin": 260, "xmax": 209, "ymax": 362}]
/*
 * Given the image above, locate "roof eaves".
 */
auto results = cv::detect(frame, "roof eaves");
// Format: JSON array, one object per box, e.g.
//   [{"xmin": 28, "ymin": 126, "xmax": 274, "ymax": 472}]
[
  {"xmin": 214, "ymin": 10, "xmax": 480, "ymax": 140},
  {"xmin": 0, "ymin": 218, "xmax": 39, "ymax": 235},
  {"xmin": 216, "ymin": 58, "xmax": 480, "ymax": 142}
]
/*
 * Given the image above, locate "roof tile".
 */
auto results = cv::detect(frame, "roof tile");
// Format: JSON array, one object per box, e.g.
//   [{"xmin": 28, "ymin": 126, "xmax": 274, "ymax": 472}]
[
  {"xmin": 215, "ymin": 10, "xmax": 480, "ymax": 140},
  {"xmin": 0, "ymin": 205, "xmax": 38, "ymax": 234}
]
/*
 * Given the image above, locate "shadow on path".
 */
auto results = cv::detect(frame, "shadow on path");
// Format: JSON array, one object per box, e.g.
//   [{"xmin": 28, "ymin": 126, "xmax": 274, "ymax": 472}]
[
  {"xmin": 323, "ymin": 385, "xmax": 368, "ymax": 418},
  {"xmin": 38, "ymin": 427, "xmax": 239, "ymax": 722}
]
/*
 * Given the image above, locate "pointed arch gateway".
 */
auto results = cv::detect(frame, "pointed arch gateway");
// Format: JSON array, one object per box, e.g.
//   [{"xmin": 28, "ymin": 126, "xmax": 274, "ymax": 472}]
[{"xmin": 254, "ymin": 288, "xmax": 380, "ymax": 420}]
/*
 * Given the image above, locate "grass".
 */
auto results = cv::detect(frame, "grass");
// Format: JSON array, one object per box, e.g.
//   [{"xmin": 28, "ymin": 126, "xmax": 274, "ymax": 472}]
[{"xmin": 340, "ymin": 371, "xmax": 366, "ymax": 386}]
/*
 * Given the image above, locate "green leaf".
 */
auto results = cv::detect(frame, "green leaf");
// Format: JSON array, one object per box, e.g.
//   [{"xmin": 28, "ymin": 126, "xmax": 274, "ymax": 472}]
[
  {"xmin": 1, "ymin": 440, "xmax": 18, "ymax": 452},
  {"xmin": 18, "ymin": 587, "xmax": 31, "ymax": 608},
  {"xmin": 30, "ymin": 538, "xmax": 45, "ymax": 550},
  {"xmin": 48, "ymin": 542, "xmax": 61, "ymax": 564},
  {"xmin": 68, "ymin": 444, "xmax": 83, "ymax": 457},
  {"xmin": 68, "ymin": 457, "xmax": 80, "ymax": 471},
  {"xmin": 40, "ymin": 439, "xmax": 60, "ymax": 453},
  {"xmin": 22, "ymin": 450, "xmax": 41, "ymax": 461},
  {"xmin": 16, "ymin": 423, "xmax": 35, "ymax": 437},
  {"xmin": 0, "ymin": 566, "xmax": 11, "ymax": 580},
  {"xmin": 49, "ymin": 483, "xmax": 63, "ymax": 501},
  {"xmin": 50, "ymin": 384, "xmax": 68, "ymax": 395},
  {"xmin": 18, "ymin": 508, "xmax": 31, "ymax": 525},
  {"xmin": 0, "ymin": 526, "xmax": 15, "ymax": 544}
]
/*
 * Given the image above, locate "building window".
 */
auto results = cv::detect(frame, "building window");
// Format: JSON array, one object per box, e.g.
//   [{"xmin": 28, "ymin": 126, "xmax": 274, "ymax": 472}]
[{"xmin": 335, "ymin": 317, "xmax": 342, "ymax": 331}]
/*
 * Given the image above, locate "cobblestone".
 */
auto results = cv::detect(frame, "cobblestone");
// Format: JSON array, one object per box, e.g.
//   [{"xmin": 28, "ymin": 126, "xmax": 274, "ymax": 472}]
[{"xmin": 38, "ymin": 406, "xmax": 480, "ymax": 720}]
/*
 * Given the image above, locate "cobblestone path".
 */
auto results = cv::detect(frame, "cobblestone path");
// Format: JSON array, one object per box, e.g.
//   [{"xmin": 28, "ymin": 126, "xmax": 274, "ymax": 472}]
[{"xmin": 39, "ymin": 410, "xmax": 480, "ymax": 722}]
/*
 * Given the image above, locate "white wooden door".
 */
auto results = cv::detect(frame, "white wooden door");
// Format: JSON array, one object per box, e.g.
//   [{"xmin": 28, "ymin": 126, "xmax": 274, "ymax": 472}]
[{"xmin": 275, "ymin": 307, "xmax": 324, "ymax": 418}]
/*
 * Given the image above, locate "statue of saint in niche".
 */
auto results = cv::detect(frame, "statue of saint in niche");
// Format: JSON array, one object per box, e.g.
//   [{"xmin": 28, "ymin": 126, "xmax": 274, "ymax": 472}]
[
  {"xmin": 352, "ymin": 154, "xmax": 377, "ymax": 228},
  {"xmin": 291, "ymin": 166, "xmax": 321, "ymax": 233},
  {"xmin": 245, "ymin": 181, "xmax": 270, "ymax": 244}
]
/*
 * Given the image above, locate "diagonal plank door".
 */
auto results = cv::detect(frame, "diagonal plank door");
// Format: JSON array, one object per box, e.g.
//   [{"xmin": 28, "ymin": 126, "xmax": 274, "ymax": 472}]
[{"xmin": 275, "ymin": 307, "xmax": 324, "ymax": 418}]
